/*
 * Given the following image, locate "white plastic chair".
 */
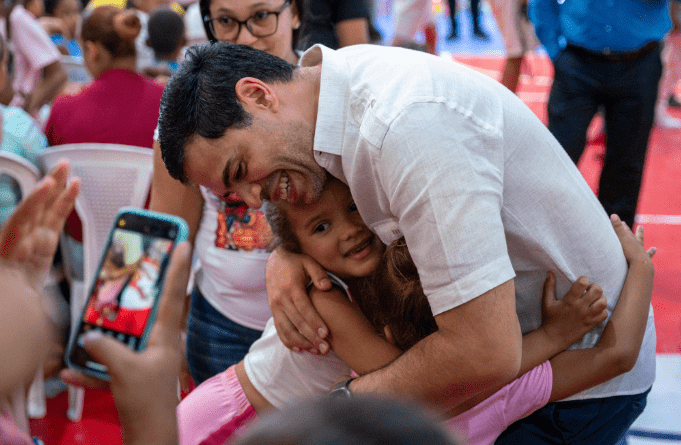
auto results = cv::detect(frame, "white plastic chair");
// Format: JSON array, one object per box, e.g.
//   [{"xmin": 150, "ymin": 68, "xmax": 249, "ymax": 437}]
[
  {"xmin": 0, "ymin": 152, "xmax": 47, "ymax": 422},
  {"xmin": 37, "ymin": 143, "xmax": 153, "ymax": 421}
]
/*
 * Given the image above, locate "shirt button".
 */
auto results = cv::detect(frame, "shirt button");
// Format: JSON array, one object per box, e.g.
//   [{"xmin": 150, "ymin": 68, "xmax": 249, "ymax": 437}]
[
  {"xmin": 607, "ymin": 0, "xmax": 613, "ymax": 5},
  {"xmin": 604, "ymin": 47, "xmax": 611, "ymax": 54},
  {"xmin": 605, "ymin": 25, "xmax": 612, "ymax": 32}
]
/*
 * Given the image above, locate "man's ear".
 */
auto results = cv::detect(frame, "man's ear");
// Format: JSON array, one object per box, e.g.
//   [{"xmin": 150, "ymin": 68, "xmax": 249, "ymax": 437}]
[{"xmin": 235, "ymin": 77, "xmax": 280, "ymax": 113}]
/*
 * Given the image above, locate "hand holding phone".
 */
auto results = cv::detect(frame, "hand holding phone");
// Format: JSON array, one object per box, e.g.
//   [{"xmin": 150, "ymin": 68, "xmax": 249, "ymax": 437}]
[
  {"xmin": 62, "ymin": 241, "xmax": 191, "ymax": 445},
  {"xmin": 65, "ymin": 208, "xmax": 188, "ymax": 380}
]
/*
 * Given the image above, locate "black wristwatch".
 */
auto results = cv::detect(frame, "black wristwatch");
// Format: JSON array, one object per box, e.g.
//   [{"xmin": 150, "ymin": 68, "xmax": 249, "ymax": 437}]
[{"xmin": 329, "ymin": 378, "xmax": 356, "ymax": 398}]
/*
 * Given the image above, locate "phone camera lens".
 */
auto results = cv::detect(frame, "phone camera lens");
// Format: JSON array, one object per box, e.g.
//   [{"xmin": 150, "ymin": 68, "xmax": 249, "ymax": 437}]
[{"xmin": 144, "ymin": 225, "xmax": 151, "ymax": 233}]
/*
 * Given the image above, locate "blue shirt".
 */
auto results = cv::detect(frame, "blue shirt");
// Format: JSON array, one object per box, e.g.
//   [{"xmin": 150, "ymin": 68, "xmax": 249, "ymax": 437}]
[
  {"xmin": 50, "ymin": 34, "xmax": 82, "ymax": 57},
  {"xmin": 529, "ymin": 0, "xmax": 671, "ymax": 60}
]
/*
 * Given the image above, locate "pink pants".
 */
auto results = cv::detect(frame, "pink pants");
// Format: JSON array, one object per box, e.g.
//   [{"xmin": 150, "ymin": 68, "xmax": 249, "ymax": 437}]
[{"xmin": 177, "ymin": 365, "xmax": 258, "ymax": 445}]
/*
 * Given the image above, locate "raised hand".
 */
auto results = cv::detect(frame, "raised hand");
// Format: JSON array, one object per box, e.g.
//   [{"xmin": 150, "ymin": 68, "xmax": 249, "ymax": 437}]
[{"xmin": 0, "ymin": 160, "xmax": 80, "ymax": 292}]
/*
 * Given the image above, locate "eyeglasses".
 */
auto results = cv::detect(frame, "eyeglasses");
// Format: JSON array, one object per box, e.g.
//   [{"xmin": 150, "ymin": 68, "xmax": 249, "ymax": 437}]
[{"xmin": 204, "ymin": 0, "xmax": 292, "ymax": 41}]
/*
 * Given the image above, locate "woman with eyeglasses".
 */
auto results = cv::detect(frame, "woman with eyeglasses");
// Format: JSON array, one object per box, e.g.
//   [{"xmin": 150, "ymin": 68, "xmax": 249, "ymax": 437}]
[{"xmin": 148, "ymin": 0, "xmax": 306, "ymax": 388}]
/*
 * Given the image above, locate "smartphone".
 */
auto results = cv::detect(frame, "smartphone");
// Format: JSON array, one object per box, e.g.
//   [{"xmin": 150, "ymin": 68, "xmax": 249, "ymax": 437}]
[{"xmin": 65, "ymin": 208, "xmax": 188, "ymax": 380}]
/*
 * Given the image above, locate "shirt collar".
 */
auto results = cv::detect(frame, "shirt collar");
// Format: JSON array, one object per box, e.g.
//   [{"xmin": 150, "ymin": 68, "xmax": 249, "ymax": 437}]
[{"xmin": 301, "ymin": 44, "xmax": 349, "ymax": 157}]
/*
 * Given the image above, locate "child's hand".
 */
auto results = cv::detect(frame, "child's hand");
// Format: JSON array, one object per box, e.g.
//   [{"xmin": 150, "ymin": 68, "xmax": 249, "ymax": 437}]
[
  {"xmin": 540, "ymin": 272, "xmax": 609, "ymax": 349},
  {"xmin": 611, "ymin": 214, "xmax": 656, "ymax": 262}
]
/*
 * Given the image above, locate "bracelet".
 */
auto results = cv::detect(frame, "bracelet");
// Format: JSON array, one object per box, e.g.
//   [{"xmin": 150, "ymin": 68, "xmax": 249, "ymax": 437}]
[{"xmin": 329, "ymin": 378, "xmax": 356, "ymax": 398}]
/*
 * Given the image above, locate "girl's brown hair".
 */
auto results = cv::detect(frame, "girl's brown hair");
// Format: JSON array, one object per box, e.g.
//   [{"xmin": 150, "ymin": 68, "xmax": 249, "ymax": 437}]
[
  {"xmin": 356, "ymin": 238, "xmax": 438, "ymax": 352},
  {"xmin": 81, "ymin": 6, "xmax": 140, "ymax": 58}
]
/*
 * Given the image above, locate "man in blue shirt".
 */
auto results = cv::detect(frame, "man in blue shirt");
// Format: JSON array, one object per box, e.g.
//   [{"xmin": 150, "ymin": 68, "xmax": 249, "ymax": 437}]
[{"xmin": 529, "ymin": 0, "xmax": 671, "ymax": 231}]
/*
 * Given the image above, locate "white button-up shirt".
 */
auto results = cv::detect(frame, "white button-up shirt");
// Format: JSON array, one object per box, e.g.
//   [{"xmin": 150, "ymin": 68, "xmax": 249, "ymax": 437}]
[{"xmin": 301, "ymin": 44, "xmax": 655, "ymax": 401}]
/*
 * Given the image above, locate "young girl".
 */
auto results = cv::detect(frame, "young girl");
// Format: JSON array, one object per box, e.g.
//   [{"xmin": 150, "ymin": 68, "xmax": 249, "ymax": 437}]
[{"xmin": 177, "ymin": 177, "xmax": 655, "ymax": 445}]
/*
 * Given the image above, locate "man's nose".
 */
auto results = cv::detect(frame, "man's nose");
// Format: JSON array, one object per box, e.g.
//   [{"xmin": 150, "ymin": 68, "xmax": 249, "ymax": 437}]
[{"xmin": 239, "ymin": 183, "xmax": 263, "ymax": 209}]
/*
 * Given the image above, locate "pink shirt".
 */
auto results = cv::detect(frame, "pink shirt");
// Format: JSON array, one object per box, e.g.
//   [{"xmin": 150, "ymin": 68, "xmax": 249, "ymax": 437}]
[
  {"xmin": 445, "ymin": 360, "xmax": 553, "ymax": 445},
  {"xmin": 8, "ymin": 5, "xmax": 61, "ymax": 107}
]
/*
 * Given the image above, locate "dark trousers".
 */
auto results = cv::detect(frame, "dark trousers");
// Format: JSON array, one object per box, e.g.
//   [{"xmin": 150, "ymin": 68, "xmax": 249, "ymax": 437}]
[
  {"xmin": 547, "ymin": 44, "xmax": 663, "ymax": 227},
  {"xmin": 495, "ymin": 388, "xmax": 650, "ymax": 444},
  {"xmin": 186, "ymin": 285, "xmax": 263, "ymax": 385},
  {"xmin": 448, "ymin": 0, "xmax": 482, "ymax": 30}
]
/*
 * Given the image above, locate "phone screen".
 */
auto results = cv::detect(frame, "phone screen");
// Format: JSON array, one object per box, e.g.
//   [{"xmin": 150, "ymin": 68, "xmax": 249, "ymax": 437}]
[{"xmin": 68, "ymin": 212, "xmax": 180, "ymax": 376}]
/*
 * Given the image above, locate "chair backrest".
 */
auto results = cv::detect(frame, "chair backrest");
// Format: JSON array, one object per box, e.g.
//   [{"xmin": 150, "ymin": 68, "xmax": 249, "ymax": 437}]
[
  {"xmin": 0, "ymin": 151, "xmax": 42, "ymax": 199},
  {"xmin": 37, "ymin": 143, "xmax": 153, "ymax": 293}
]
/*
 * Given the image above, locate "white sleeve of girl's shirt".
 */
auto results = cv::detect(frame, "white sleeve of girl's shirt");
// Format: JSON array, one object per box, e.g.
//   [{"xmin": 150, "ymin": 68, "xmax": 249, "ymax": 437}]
[{"xmin": 11, "ymin": 7, "xmax": 61, "ymax": 71}]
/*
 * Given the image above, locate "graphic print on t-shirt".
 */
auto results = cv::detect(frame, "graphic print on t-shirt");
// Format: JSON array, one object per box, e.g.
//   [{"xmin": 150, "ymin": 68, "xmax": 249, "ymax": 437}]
[{"xmin": 212, "ymin": 193, "xmax": 275, "ymax": 252}]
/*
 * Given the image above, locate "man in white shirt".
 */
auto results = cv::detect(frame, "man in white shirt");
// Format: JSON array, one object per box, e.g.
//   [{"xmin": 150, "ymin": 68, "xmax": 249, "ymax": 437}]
[{"xmin": 157, "ymin": 43, "xmax": 655, "ymax": 444}]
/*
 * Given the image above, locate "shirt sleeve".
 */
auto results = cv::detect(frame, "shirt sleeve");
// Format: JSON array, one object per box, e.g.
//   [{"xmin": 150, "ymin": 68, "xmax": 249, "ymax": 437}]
[
  {"xmin": 2, "ymin": 107, "xmax": 47, "ymax": 165},
  {"xmin": 378, "ymin": 101, "xmax": 515, "ymax": 316},
  {"xmin": 11, "ymin": 8, "xmax": 61, "ymax": 72},
  {"xmin": 529, "ymin": 0, "xmax": 562, "ymax": 60}
]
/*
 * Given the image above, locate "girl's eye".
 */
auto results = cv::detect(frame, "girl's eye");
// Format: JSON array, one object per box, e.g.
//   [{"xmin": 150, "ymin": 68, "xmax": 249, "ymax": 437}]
[
  {"xmin": 349, "ymin": 202, "xmax": 358, "ymax": 212},
  {"xmin": 314, "ymin": 223, "xmax": 330, "ymax": 233}
]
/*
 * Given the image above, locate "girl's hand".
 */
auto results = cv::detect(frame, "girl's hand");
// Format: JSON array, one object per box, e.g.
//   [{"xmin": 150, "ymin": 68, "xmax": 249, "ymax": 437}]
[
  {"xmin": 540, "ymin": 272, "xmax": 609, "ymax": 349},
  {"xmin": 611, "ymin": 214, "xmax": 656, "ymax": 262}
]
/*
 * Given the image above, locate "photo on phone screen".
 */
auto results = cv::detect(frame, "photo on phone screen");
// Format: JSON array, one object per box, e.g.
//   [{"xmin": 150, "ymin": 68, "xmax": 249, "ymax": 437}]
[{"xmin": 67, "ymin": 209, "xmax": 187, "ymax": 378}]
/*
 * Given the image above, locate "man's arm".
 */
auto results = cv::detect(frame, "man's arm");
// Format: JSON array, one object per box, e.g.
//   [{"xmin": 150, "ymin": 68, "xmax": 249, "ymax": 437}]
[
  {"xmin": 349, "ymin": 279, "xmax": 522, "ymax": 412},
  {"xmin": 265, "ymin": 247, "xmax": 332, "ymax": 354},
  {"xmin": 528, "ymin": 0, "xmax": 562, "ymax": 60}
]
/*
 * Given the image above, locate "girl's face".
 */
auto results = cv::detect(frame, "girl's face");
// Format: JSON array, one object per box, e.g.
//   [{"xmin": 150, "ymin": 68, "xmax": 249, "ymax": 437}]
[
  {"xmin": 284, "ymin": 180, "xmax": 385, "ymax": 279},
  {"xmin": 53, "ymin": 0, "xmax": 81, "ymax": 39},
  {"xmin": 207, "ymin": 0, "xmax": 300, "ymax": 63}
]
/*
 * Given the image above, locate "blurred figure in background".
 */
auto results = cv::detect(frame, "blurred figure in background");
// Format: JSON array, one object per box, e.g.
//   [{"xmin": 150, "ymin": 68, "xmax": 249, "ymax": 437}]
[
  {"xmin": 143, "ymin": 6, "xmax": 185, "ymax": 81},
  {"xmin": 235, "ymin": 397, "xmax": 464, "ymax": 445},
  {"xmin": 447, "ymin": 0, "xmax": 488, "ymax": 40},
  {"xmin": 490, "ymin": 0, "xmax": 538, "ymax": 93},
  {"xmin": 298, "ymin": 0, "xmax": 371, "ymax": 50},
  {"xmin": 0, "ymin": 34, "xmax": 47, "ymax": 225},
  {"xmin": 41, "ymin": 0, "xmax": 83, "ymax": 56},
  {"xmin": 391, "ymin": 0, "xmax": 437, "ymax": 54},
  {"xmin": 2, "ymin": 0, "xmax": 67, "ymax": 119},
  {"xmin": 529, "ymin": 0, "xmax": 670, "ymax": 229},
  {"xmin": 656, "ymin": 0, "xmax": 681, "ymax": 128}
]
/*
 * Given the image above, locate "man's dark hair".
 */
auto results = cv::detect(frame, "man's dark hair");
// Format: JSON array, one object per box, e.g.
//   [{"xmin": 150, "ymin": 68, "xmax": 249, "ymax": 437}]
[
  {"xmin": 157, "ymin": 43, "xmax": 297, "ymax": 183},
  {"xmin": 147, "ymin": 7, "xmax": 184, "ymax": 58}
]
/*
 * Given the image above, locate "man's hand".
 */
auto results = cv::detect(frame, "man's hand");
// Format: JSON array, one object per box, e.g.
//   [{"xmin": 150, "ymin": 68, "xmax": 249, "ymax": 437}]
[
  {"xmin": 540, "ymin": 272, "xmax": 609, "ymax": 349},
  {"xmin": 265, "ymin": 247, "xmax": 332, "ymax": 354},
  {"xmin": 0, "ymin": 160, "xmax": 80, "ymax": 291},
  {"xmin": 61, "ymin": 242, "xmax": 192, "ymax": 445}
]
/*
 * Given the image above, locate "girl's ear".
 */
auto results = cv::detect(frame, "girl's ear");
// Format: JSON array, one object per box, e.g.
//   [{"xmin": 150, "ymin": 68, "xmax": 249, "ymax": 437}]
[{"xmin": 383, "ymin": 326, "xmax": 396, "ymax": 346}]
